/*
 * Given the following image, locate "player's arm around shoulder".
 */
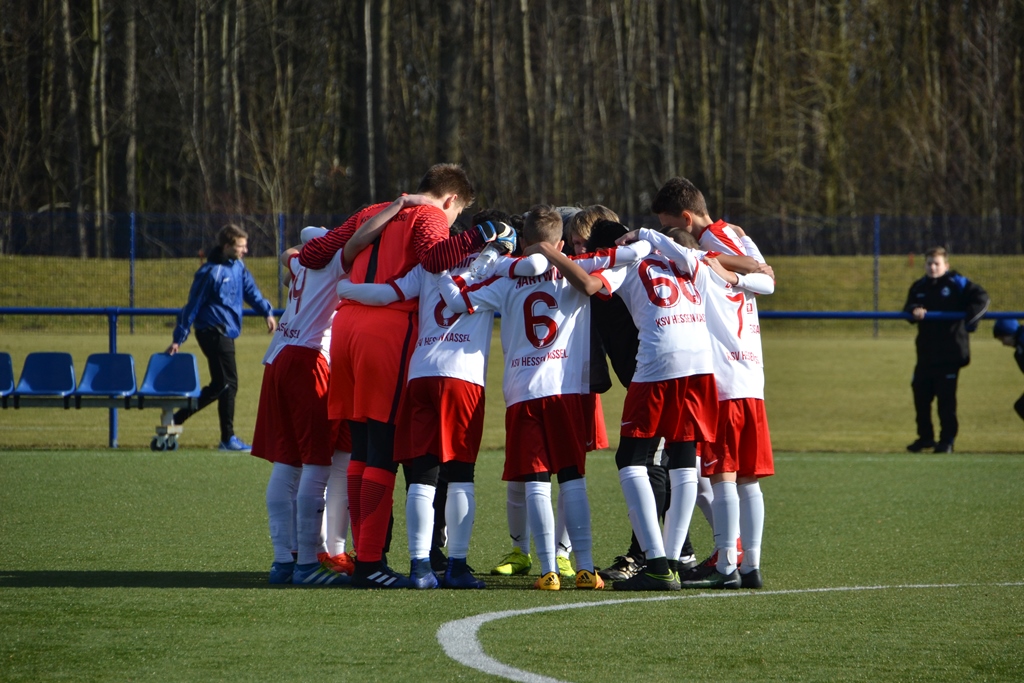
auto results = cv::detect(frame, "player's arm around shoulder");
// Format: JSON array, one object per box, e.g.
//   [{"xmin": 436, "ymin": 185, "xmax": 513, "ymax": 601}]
[{"xmin": 528, "ymin": 241, "xmax": 606, "ymax": 296}]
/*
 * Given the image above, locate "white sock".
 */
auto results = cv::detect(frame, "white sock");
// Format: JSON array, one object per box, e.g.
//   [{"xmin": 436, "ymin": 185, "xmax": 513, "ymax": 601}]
[
  {"xmin": 618, "ymin": 465, "xmax": 666, "ymax": 559},
  {"xmin": 525, "ymin": 481, "xmax": 556, "ymax": 575},
  {"xmin": 406, "ymin": 483, "xmax": 436, "ymax": 560},
  {"xmin": 738, "ymin": 481, "xmax": 764, "ymax": 571},
  {"xmin": 711, "ymin": 480, "xmax": 740, "ymax": 574},
  {"xmin": 324, "ymin": 450, "xmax": 350, "ymax": 556},
  {"xmin": 663, "ymin": 467, "xmax": 698, "ymax": 561},
  {"xmin": 445, "ymin": 482, "xmax": 475, "ymax": 560},
  {"xmin": 555, "ymin": 490, "xmax": 572, "ymax": 558},
  {"xmin": 266, "ymin": 463, "xmax": 300, "ymax": 563},
  {"xmin": 296, "ymin": 464, "xmax": 331, "ymax": 565},
  {"xmin": 507, "ymin": 481, "xmax": 530, "ymax": 553},
  {"xmin": 695, "ymin": 462, "xmax": 714, "ymax": 530},
  {"xmin": 559, "ymin": 478, "xmax": 594, "ymax": 572}
]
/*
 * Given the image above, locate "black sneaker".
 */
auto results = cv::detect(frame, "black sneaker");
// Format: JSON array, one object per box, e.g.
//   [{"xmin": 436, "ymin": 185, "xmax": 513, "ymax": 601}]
[
  {"xmin": 612, "ymin": 567, "xmax": 681, "ymax": 591},
  {"xmin": 934, "ymin": 441, "xmax": 954, "ymax": 453},
  {"xmin": 598, "ymin": 554, "xmax": 644, "ymax": 582},
  {"xmin": 739, "ymin": 567, "xmax": 763, "ymax": 589},
  {"xmin": 351, "ymin": 561, "xmax": 411, "ymax": 589},
  {"xmin": 906, "ymin": 438, "xmax": 936, "ymax": 452},
  {"xmin": 678, "ymin": 554, "xmax": 699, "ymax": 572},
  {"xmin": 679, "ymin": 563, "xmax": 741, "ymax": 589}
]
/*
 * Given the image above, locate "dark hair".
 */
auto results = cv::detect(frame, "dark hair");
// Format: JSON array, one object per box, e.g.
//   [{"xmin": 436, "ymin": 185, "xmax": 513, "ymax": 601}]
[
  {"xmin": 218, "ymin": 224, "xmax": 248, "ymax": 248},
  {"xmin": 667, "ymin": 227, "xmax": 700, "ymax": 249},
  {"xmin": 470, "ymin": 208, "xmax": 511, "ymax": 226},
  {"xmin": 585, "ymin": 219, "xmax": 629, "ymax": 251},
  {"xmin": 416, "ymin": 163, "xmax": 476, "ymax": 210},
  {"xmin": 650, "ymin": 177, "xmax": 709, "ymax": 217},
  {"xmin": 925, "ymin": 246, "xmax": 948, "ymax": 260}
]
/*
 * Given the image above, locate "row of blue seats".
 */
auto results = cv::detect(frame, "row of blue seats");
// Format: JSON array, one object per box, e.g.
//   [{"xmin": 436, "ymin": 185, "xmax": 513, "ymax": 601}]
[{"xmin": 0, "ymin": 351, "xmax": 201, "ymax": 410}]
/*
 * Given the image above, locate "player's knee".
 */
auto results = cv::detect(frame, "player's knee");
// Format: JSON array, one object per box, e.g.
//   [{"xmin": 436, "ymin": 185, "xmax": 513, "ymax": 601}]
[
  {"xmin": 444, "ymin": 460, "xmax": 475, "ymax": 483},
  {"xmin": 666, "ymin": 441, "xmax": 697, "ymax": 469},
  {"xmin": 556, "ymin": 466, "xmax": 582, "ymax": 484},
  {"xmin": 403, "ymin": 455, "xmax": 440, "ymax": 486}
]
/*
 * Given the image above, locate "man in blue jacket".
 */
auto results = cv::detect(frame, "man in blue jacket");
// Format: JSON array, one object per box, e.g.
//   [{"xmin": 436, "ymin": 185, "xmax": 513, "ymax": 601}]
[
  {"xmin": 903, "ymin": 247, "xmax": 989, "ymax": 453},
  {"xmin": 167, "ymin": 224, "xmax": 278, "ymax": 451}
]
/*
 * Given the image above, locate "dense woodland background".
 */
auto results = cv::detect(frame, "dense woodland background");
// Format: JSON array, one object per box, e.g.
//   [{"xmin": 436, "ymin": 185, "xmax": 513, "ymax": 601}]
[{"xmin": 2, "ymin": 0, "xmax": 1023, "ymax": 257}]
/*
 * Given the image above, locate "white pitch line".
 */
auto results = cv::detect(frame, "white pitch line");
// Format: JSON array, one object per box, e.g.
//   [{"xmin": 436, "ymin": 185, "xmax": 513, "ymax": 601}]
[{"xmin": 436, "ymin": 582, "xmax": 1024, "ymax": 683}]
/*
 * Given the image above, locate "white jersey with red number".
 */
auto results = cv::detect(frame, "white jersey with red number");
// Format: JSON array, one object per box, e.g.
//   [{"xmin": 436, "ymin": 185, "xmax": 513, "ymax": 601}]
[
  {"xmin": 704, "ymin": 268, "xmax": 769, "ymax": 400},
  {"xmin": 453, "ymin": 247, "xmax": 640, "ymax": 406},
  {"xmin": 388, "ymin": 256, "xmax": 495, "ymax": 387},
  {"xmin": 600, "ymin": 229, "xmax": 714, "ymax": 383},
  {"xmin": 698, "ymin": 219, "xmax": 766, "ymax": 354},
  {"xmin": 263, "ymin": 250, "xmax": 344, "ymax": 365}
]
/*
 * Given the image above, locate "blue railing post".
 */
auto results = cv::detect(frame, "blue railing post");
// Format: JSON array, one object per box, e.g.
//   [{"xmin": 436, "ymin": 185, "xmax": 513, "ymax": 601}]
[
  {"xmin": 108, "ymin": 308, "xmax": 119, "ymax": 448},
  {"xmin": 873, "ymin": 214, "xmax": 881, "ymax": 338}
]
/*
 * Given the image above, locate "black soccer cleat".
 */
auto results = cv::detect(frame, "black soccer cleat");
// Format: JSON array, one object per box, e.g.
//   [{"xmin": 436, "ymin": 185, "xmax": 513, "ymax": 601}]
[
  {"xmin": 906, "ymin": 438, "xmax": 937, "ymax": 453},
  {"xmin": 679, "ymin": 563, "xmax": 741, "ymax": 589},
  {"xmin": 739, "ymin": 567, "xmax": 763, "ymax": 589},
  {"xmin": 598, "ymin": 554, "xmax": 644, "ymax": 582},
  {"xmin": 612, "ymin": 567, "xmax": 681, "ymax": 591},
  {"xmin": 934, "ymin": 441, "xmax": 954, "ymax": 453}
]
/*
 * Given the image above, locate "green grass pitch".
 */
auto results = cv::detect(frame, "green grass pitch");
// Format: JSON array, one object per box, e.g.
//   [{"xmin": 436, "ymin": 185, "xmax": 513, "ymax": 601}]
[{"xmin": 1, "ymin": 326, "xmax": 1023, "ymax": 680}]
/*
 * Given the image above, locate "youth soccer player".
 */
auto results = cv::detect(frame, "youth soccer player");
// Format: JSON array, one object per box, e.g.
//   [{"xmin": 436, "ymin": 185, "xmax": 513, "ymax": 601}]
[
  {"xmin": 441, "ymin": 206, "xmax": 646, "ymax": 590},
  {"xmin": 334, "ymin": 220, "xmax": 518, "ymax": 589},
  {"xmin": 299, "ymin": 165, "xmax": 512, "ymax": 588},
  {"xmin": 649, "ymin": 228, "xmax": 776, "ymax": 589}
]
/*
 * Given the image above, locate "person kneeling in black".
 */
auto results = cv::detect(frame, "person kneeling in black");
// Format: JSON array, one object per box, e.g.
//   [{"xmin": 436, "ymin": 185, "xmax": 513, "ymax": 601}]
[{"xmin": 903, "ymin": 247, "xmax": 989, "ymax": 453}]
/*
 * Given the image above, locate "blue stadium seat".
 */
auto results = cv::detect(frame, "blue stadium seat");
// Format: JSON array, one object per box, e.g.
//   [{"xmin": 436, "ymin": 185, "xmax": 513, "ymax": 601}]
[
  {"xmin": 16, "ymin": 352, "xmax": 76, "ymax": 397},
  {"xmin": 138, "ymin": 353, "xmax": 201, "ymax": 398},
  {"xmin": 0, "ymin": 352, "xmax": 14, "ymax": 407},
  {"xmin": 77, "ymin": 353, "xmax": 137, "ymax": 398}
]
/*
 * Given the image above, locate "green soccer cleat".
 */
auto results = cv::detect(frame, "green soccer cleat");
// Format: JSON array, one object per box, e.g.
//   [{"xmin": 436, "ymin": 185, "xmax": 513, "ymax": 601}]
[
  {"xmin": 612, "ymin": 568, "xmax": 681, "ymax": 591},
  {"xmin": 491, "ymin": 548, "xmax": 532, "ymax": 576},
  {"xmin": 739, "ymin": 567, "xmax": 763, "ymax": 589},
  {"xmin": 556, "ymin": 555, "xmax": 575, "ymax": 579}
]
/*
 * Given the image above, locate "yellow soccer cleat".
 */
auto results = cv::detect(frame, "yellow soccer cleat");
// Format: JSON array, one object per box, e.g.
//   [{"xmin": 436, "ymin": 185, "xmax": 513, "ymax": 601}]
[
  {"xmin": 556, "ymin": 555, "xmax": 575, "ymax": 578},
  {"xmin": 491, "ymin": 547, "xmax": 532, "ymax": 576},
  {"xmin": 533, "ymin": 572, "xmax": 561, "ymax": 591},
  {"xmin": 574, "ymin": 569, "xmax": 605, "ymax": 590}
]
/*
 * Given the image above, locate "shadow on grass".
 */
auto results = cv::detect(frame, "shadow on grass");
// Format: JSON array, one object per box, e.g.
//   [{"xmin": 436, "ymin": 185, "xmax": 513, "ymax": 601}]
[
  {"xmin": 0, "ymin": 570, "xmax": 268, "ymax": 589},
  {"xmin": 0, "ymin": 571, "xmax": 556, "ymax": 590}
]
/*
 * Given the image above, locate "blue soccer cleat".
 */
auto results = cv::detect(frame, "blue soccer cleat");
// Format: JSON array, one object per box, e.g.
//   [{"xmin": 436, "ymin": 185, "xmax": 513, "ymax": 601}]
[
  {"xmin": 219, "ymin": 435, "xmax": 252, "ymax": 452},
  {"xmin": 269, "ymin": 561, "xmax": 295, "ymax": 585},
  {"xmin": 410, "ymin": 558, "xmax": 439, "ymax": 589},
  {"xmin": 442, "ymin": 558, "xmax": 486, "ymax": 589},
  {"xmin": 292, "ymin": 561, "xmax": 351, "ymax": 586}
]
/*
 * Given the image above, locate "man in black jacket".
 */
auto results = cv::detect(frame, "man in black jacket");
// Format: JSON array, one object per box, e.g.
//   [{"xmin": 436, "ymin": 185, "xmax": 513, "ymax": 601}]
[
  {"xmin": 993, "ymin": 319, "xmax": 1024, "ymax": 423},
  {"xmin": 903, "ymin": 247, "xmax": 989, "ymax": 453}
]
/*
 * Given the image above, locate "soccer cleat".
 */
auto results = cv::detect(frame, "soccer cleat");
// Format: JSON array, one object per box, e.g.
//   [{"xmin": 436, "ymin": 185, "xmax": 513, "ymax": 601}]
[
  {"xmin": 678, "ymin": 554, "xmax": 699, "ymax": 572},
  {"xmin": 443, "ymin": 559, "xmax": 486, "ymax": 589},
  {"xmin": 351, "ymin": 562, "xmax": 411, "ymax": 589},
  {"xmin": 934, "ymin": 441, "xmax": 954, "ymax": 453},
  {"xmin": 269, "ymin": 561, "xmax": 295, "ymax": 585},
  {"xmin": 534, "ymin": 572, "xmax": 561, "ymax": 590},
  {"xmin": 679, "ymin": 564, "xmax": 741, "ymax": 589},
  {"xmin": 598, "ymin": 554, "xmax": 644, "ymax": 582},
  {"xmin": 292, "ymin": 561, "xmax": 351, "ymax": 586},
  {"xmin": 410, "ymin": 558, "xmax": 439, "ymax": 589},
  {"xmin": 219, "ymin": 435, "xmax": 252, "ymax": 452},
  {"xmin": 491, "ymin": 547, "xmax": 532, "ymax": 576},
  {"xmin": 906, "ymin": 438, "xmax": 937, "ymax": 453},
  {"xmin": 318, "ymin": 551, "xmax": 355, "ymax": 576},
  {"xmin": 575, "ymin": 569, "xmax": 605, "ymax": 590},
  {"xmin": 739, "ymin": 567, "xmax": 763, "ymax": 589},
  {"xmin": 612, "ymin": 567, "xmax": 681, "ymax": 591},
  {"xmin": 556, "ymin": 555, "xmax": 575, "ymax": 579}
]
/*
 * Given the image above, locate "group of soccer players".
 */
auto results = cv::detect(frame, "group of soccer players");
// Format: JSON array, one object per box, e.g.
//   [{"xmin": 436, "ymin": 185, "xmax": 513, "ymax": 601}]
[{"xmin": 250, "ymin": 163, "xmax": 776, "ymax": 592}]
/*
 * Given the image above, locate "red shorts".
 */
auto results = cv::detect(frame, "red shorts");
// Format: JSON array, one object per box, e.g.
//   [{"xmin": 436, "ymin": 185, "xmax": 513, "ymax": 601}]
[
  {"xmin": 582, "ymin": 393, "xmax": 610, "ymax": 451},
  {"xmin": 503, "ymin": 395, "xmax": 587, "ymax": 481},
  {"xmin": 251, "ymin": 346, "xmax": 336, "ymax": 467},
  {"xmin": 329, "ymin": 306, "xmax": 418, "ymax": 423},
  {"xmin": 620, "ymin": 374, "xmax": 719, "ymax": 443},
  {"xmin": 394, "ymin": 376, "xmax": 485, "ymax": 463},
  {"xmin": 701, "ymin": 398, "xmax": 774, "ymax": 478},
  {"xmin": 334, "ymin": 418, "xmax": 352, "ymax": 453}
]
